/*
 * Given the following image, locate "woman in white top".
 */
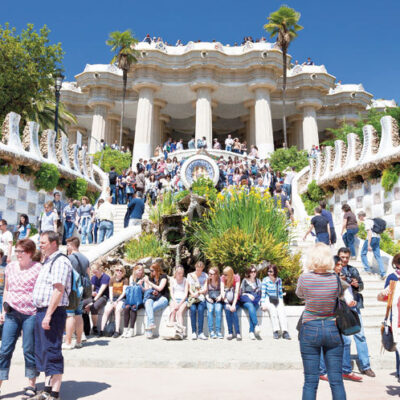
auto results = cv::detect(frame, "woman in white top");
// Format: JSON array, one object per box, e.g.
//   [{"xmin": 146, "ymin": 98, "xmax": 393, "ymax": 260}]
[{"xmin": 168, "ymin": 266, "xmax": 188, "ymax": 327}]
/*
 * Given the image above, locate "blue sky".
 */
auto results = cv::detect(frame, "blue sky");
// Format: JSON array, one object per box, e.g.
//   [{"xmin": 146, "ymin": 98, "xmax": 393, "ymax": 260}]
[{"xmin": 2, "ymin": 0, "xmax": 399, "ymax": 102}]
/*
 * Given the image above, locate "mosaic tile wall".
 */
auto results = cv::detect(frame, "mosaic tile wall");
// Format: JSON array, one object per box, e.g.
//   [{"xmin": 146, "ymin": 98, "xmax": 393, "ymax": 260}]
[
  {"xmin": 327, "ymin": 177, "xmax": 400, "ymax": 239},
  {"xmin": 0, "ymin": 173, "xmax": 66, "ymax": 231}
]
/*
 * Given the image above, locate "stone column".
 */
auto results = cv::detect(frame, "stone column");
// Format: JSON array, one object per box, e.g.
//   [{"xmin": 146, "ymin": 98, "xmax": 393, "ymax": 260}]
[
  {"xmin": 191, "ymin": 84, "xmax": 216, "ymax": 149},
  {"xmin": 297, "ymin": 99, "xmax": 322, "ymax": 150},
  {"xmin": 159, "ymin": 114, "xmax": 171, "ymax": 149},
  {"xmin": 106, "ymin": 114, "xmax": 120, "ymax": 146},
  {"xmin": 250, "ymin": 85, "xmax": 274, "ymax": 158},
  {"xmin": 151, "ymin": 99, "xmax": 167, "ymax": 156},
  {"xmin": 244, "ymin": 100, "xmax": 255, "ymax": 149},
  {"xmin": 132, "ymin": 84, "xmax": 159, "ymax": 164},
  {"xmin": 288, "ymin": 115, "xmax": 303, "ymax": 149}
]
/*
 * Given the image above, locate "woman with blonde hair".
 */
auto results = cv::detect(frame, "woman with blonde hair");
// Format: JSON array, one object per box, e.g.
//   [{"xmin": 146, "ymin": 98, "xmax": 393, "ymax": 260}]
[
  {"xmin": 206, "ymin": 266, "xmax": 223, "ymax": 339},
  {"xmin": 144, "ymin": 263, "xmax": 169, "ymax": 336},
  {"xmin": 222, "ymin": 266, "xmax": 241, "ymax": 340},
  {"xmin": 168, "ymin": 266, "xmax": 188, "ymax": 328},
  {"xmin": 296, "ymin": 243, "xmax": 346, "ymax": 399}
]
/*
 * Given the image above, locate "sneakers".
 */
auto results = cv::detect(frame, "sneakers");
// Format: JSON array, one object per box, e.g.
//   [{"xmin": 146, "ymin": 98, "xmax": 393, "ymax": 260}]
[
  {"xmin": 273, "ymin": 331, "xmax": 280, "ymax": 339},
  {"xmin": 121, "ymin": 328, "xmax": 129, "ymax": 338},
  {"xmin": 217, "ymin": 332, "xmax": 224, "ymax": 339},
  {"xmin": 380, "ymin": 275, "xmax": 386, "ymax": 281},
  {"xmin": 227, "ymin": 334, "xmax": 233, "ymax": 340},
  {"xmin": 62, "ymin": 342, "xmax": 75, "ymax": 350},
  {"xmin": 30, "ymin": 391, "xmax": 53, "ymax": 400},
  {"xmin": 81, "ymin": 333, "xmax": 87, "ymax": 342},
  {"xmin": 75, "ymin": 342, "xmax": 83, "ymax": 349},
  {"xmin": 254, "ymin": 325, "xmax": 261, "ymax": 336},
  {"xmin": 198, "ymin": 333, "xmax": 208, "ymax": 340},
  {"xmin": 319, "ymin": 375, "xmax": 329, "ymax": 381},
  {"xmin": 236, "ymin": 334, "xmax": 242, "ymax": 341},
  {"xmin": 361, "ymin": 368, "xmax": 376, "ymax": 377},
  {"xmin": 147, "ymin": 323, "xmax": 156, "ymax": 330},
  {"xmin": 282, "ymin": 331, "xmax": 291, "ymax": 340},
  {"xmin": 191, "ymin": 332, "xmax": 197, "ymax": 340},
  {"xmin": 98, "ymin": 331, "xmax": 104, "ymax": 337},
  {"xmin": 343, "ymin": 373, "xmax": 363, "ymax": 382},
  {"xmin": 210, "ymin": 331, "xmax": 217, "ymax": 339},
  {"xmin": 249, "ymin": 332, "xmax": 256, "ymax": 340}
]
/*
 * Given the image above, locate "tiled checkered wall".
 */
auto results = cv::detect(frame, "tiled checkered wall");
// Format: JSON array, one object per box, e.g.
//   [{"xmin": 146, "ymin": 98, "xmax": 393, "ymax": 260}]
[
  {"xmin": 327, "ymin": 177, "xmax": 400, "ymax": 239},
  {"xmin": 0, "ymin": 173, "xmax": 66, "ymax": 231}
]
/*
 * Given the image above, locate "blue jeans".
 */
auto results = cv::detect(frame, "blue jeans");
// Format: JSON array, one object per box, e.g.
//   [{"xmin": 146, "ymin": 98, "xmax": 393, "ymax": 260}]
[
  {"xmin": 349, "ymin": 308, "xmax": 370, "ymax": 371},
  {"xmin": 320, "ymin": 334, "xmax": 352, "ymax": 375},
  {"xmin": 190, "ymin": 301, "xmax": 206, "ymax": 334},
  {"xmin": 0, "ymin": 310, "xmax": 38, "ymax": 380},
  {"xmin": 144, "ymin": 296, "xmax": 168, "ymax": 326},
  {"xmin": 361, "ymin": 237, "xmax": 385, "ymax": 276},
  {"xmin": 206, "ymin": 301, "xmax": 222, "ymax": 334},
  {"xmin": 342, "ymin": 228, "xmax": 359, "ymax": 257},
  {"xmin": 110, "ymin": 184, "xmax": 117, "ymax": 204},
  {"xmin": 80, "ymin": 217, "xmax": 92, "ymax": 245},
  {"xmin": 283, "ymin": 183, "xmax": 292, "ymax": 199},
  {"xmin": 63, "ymin": 221, "xmax": 75, "ymax": 243},
  {"xmin": 299, "ymin": 319, "xmax": 346, "ymax": 400},
  {"xmin": 316, "ymin": 232, "xmax": 330, "ymax": 245},
  {"xmin": 224, "ymin": 304, "xmax": 240, "ymax": 335},
  {"xmin": 118, "ymin": 188, "xmax": 126, "ymax": 204},
  {"xmin": 98, "ymin": 220, "xmax": 114, "ymax": 243},
  {"xmin": 241, "ymin": 301, "xmax": 259, "ymax": 333}
]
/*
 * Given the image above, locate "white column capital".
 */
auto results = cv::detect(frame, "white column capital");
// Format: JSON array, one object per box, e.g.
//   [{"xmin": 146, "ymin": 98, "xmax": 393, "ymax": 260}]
[
  {"xmin": 190, "ymin": 82, "xmax": 218, "ymax": 93},
  {"xmin": 132, "ymin": 82, "xmax": 161, "ymax": 93}
]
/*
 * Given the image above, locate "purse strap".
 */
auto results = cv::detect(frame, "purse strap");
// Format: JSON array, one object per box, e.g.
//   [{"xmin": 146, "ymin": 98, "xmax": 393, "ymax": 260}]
[{"xmin": 385, "ymin": 280, "xmax": 397, "ymax": 321}]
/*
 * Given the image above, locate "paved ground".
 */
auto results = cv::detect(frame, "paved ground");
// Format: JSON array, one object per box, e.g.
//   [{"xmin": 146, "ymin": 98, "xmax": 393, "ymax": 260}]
[{"xmin": 4, "ymin": 366, "xmax": 398, "ymax": 399}]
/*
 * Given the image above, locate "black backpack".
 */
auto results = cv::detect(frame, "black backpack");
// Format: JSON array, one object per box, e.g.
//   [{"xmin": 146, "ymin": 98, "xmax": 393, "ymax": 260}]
[{"xmin": 372, "ymin": 218, "xmax": 386, "ymax": 234}]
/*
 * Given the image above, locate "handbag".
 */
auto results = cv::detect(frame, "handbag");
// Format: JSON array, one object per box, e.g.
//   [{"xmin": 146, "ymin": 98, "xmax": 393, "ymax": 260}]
[
  {"xmin": 268, "ymin": 279, "xmax": 281, "ymax": 307},
  {"xmin": 381, "ymin": 280, "xmax": 397, "ymax": 352},
  {"xmin": 103, "ymin": 320, "xmax": 116, "ymax": 337},
  {"xmin": 334, "ymin": 275, "xmax": 361, "ymax": 336}
]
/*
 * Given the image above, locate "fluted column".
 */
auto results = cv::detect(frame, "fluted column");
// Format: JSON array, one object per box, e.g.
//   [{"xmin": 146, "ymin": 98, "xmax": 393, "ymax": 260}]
[
  {"xmin": 132, "ymin": 84, "xmax": 159, "ymax": 164},
  {"xmin": 151, "ymin": 99, "xmax": 167, "ymax": 157},
  {"xmin": 296, "ymin": 98, "xmax": 322, "ymax": 151},
  {"xmin": 89, "ymin": 105, "xmax": 108, "ymax": 153},
  {"xmin": 244, "ymin": 100, "xmax": 255, "ymax": 148}
]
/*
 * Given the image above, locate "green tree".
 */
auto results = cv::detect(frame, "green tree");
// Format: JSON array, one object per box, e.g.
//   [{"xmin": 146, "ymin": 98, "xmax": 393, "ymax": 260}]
[
  {"xmin": 269, "ymin": 146, "xmax": 309, "ymax": 172},
  {"xmin": 0, "ymin": 23, "xmax": 74, "ymax": 130},
  {"xmin": 106, "ymin": 30, "xmax": 139, "ymax": 147},
  {"xmin": 264, "ymin": 6, "xmax": 303, "ymax": 149},
  {"xmin": 93, "ymin": 147, "xmax": 132, "ymax": 174}
]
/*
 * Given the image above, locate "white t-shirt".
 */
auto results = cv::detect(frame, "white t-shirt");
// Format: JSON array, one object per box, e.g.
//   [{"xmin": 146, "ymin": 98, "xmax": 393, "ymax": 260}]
[
  {"xmin": 225, "ymin": 138, "xmax": 234, "ymax": 147},
  {"xmin": 364, "ymin": 219, "xmax": 380, "ymax": 238},
  {"xmin": 284, "ymin": 171, "xmax": 296, "ymax": 185},
  {"xmin": 188, "ymin": 272, "xmax": 208, "ymax": 288},
  {"xmin": 41, "ymin": 210, "xmax": 58, "ymax": 232},
  {"xmin": 0, "ymin": 230, "xmax": 13, "ymax": 255}
]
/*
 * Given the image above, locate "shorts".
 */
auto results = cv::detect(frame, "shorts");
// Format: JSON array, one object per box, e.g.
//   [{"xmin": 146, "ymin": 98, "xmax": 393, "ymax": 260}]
[{"xmin": 66, "ymin": 299, "xmax": 83, "ymax": 316}]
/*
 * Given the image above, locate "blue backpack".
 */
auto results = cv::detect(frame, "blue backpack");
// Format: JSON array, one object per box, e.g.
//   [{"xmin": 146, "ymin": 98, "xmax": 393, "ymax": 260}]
[{"xmin": 125, "ymin": 285, "xmax": 143, "ymax": 307}]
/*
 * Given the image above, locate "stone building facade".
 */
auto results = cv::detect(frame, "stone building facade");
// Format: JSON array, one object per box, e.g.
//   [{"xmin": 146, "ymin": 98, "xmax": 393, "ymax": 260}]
[{"xmin": 61, "ymin": 40, "xmax": 381, "ymax": 160}]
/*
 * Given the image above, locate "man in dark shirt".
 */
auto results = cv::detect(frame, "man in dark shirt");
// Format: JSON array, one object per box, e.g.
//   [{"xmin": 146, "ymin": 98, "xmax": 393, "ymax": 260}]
[
  {"xmin": 338, "ymin": 247, "xmax": 375, "ymax": 378},
  {"xmin": 127, "ymin": 193, "xmax": 145, "ymax": 227},
  {"xmin": 303, "ymin": 206, "xmax": 330, "ymax": 245},
  {"xmin": 320, "ymin": 200, "xmax": 336, "ymax": 244},
  {"xmin": 108, "ymin": 166, "xmax": 118, "ymax": 204}
]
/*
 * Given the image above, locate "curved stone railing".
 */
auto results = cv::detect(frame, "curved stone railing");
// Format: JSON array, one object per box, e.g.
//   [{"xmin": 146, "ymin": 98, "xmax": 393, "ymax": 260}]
[
  {"xmin": 167, "ymin": 148, "xmax": 255, "ymax": 162},
  {"xmin": 0, "ymin": 111, "xmax": 101, "ymax": 192},
  {"xmin": 300, "ymin": 116, "xmax": 400, "ymax": 192}
]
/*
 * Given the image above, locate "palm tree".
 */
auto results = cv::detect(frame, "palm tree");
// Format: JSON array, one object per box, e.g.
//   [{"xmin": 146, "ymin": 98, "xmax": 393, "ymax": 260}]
[
  {"xmin": 264, "ymin": 6, "xmax": 303, "ymax": 149},
  {"xmin": 106, "ymin": 30, "xmax": 139, "ymax": 147}
]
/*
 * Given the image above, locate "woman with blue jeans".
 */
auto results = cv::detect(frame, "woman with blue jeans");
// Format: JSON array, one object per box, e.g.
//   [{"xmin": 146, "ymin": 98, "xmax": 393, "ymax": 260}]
[
  {"xmin": 341, "ymin": 204, "xmax": 359, "ymax": 257},
  {"xmin": 0, "ymin": 239, "xmax": 41, "ymax": 399},
  {"xmin": 240, "ymin": 266, "xmax": 262, "ymax": 340},
  {"xmin": 205, "ymin": 267, "xmax": 223, "ymax": 339},
  {"xmin": 187, "ymin": 261, "xmax": 208, "ymax": 340},
  {"xmin": 77, "ymin": 196, "xmax": 94, "ymax": 244},
  {"xmin": 144, "ymin": 263, "xmax": 169, "ymax": 338},
  {"xmin": 222, "ymin": 266, "xmax": 241, "ymax": 341},
  {"xmin": 296, "ymin": 243, "xmax": 346, "ymax": 400}
]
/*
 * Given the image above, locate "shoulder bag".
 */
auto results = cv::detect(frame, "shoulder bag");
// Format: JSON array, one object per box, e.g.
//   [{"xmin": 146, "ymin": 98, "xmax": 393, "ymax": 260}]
[{"xmin": 381, "ymin": 280, "xmax": 397, "ymax": 352}]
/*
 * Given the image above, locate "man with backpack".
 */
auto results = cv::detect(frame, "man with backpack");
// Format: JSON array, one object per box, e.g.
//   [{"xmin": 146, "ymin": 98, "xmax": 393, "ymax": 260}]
[
  {"xmin": 63, "ymin": 237, "xmax": 90, "ymax": 350},
  {"xmin": 358, "ymin": 211, "xmax": 386, "ymax": 279}
]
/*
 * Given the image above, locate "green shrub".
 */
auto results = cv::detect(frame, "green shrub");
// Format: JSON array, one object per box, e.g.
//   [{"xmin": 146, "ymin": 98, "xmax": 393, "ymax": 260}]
[
  {"xmin": 174, "ymin": 190, "xmax": 190, "ymax": 203},
  {"xmin": 269, "ymin": 146, "xmax": 309, "ymax": 173},
  {"xmin": 17, "ymin": 165, "xmax": 35, "ymax": 177},
  {"xmin": 125, "ymin": 233, "xmax": 169, "ymax": 262},
  {"xmin": 85, "ymin": 190, "xmax": 100, "ymax": 205},
  {"xmin": 0, "ymin": 161, "xmax": 12, "ymax": 175},
  {"xmin": 191, "ymin": 177, "xmax": 217, "ymax": 203},
  {"xmin": 301, "ymin": 180, "xmax": 326, "ymax": 215},
  {"xmin": 66, "ymin": 177, "xmax": 88, "ymax": 200},
  {"xmin": 93, "ymin": 147, "xmax": 131, "ymax": 174},
  {"xmin": 358, "ymin": 223, "xmax": 400, "ymax": 256},
  {"xmin": 381, "ymin": 164, "xmax": 400, "ymax": 194},
  {"xmin": 148, "ymin": 191, "xmax": 178, "ymax": 225},
  {"xmin": 34, "ymin": 163, "xmax": 60, "ymax": 192}
]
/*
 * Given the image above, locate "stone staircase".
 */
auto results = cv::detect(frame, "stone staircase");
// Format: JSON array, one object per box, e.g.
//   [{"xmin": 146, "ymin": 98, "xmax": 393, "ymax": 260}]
[{"xmin": 113, "ymin": 204, "xmax": 128, "ymax": 234}]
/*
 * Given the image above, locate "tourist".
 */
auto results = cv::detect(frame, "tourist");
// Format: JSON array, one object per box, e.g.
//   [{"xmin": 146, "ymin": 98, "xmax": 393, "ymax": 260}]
[
  {"xmin": 303, "ymin": 206, "xmax": 330, "ymax": 245},
  {"xmin": 125, "ymin": 170, "xmax": 135, "ymax": 203},
  {"xmin": 82, "ymin": 263, "xmax": 110, "ymax": 336},
  {"xmin": 188, "ymin": 136, "xmax": 196, "ymax": 150},
  {"xmin": 283, "ymin": 167, "xmax": 296, "ymax": 200},
  {"xmin": 53, "ymin": 192, "xmax": 64, "ymax": 230},
  {"xmin": 108, "ymin": 166, "xmax": 118, "ymax": 204},
  {"xmin": 62, "ymin": 198, "xmax": 77, "ymax": 244},
  {"xmin": 341, "ymin": 204, "xmax": 359, "ymax": 258},
  {"xmin": 320, "ymin": 200, "xmax": 336, "ymax": 245},
  {"xmin": 77, "ymin": 196, "xmax": 94, "ymax": 245},
  {"xmin": 338, "ymin": 247, "xmax": 375, "ymax": 378},
  {"xmin": 143, "ymin": 34, "xmax": 152, "ymax": 44},
  {"xmin": 111, "ymin": 140, "xmax": 120, "ymax": 151},
  {"xmin": 39, "ymin": 202, "xmax": 58, "ymax": 235},
  {"xmin": 358, "ymin": 211, "xmax": 386, "ymax": 279},
  {"xmin": 154, "ymin": 144, "xmax": 162, "ymax": 158},
  {"xmin": 187, "ymin": 261, "xmax": 208, "ymax": 340},
  {"xmin": 127, "ymin": 192, "xmax": 145, "ymax": 227},
  {"xmin": 92, "ymin": 198, "xmax": 104, "ymax": 244},
  {"xmin": 213, "ymin": 138, "xmax": 221, "ymax": 150},
  {"xmin": 0, "ymin": 239, "xmax": 41, "ymax": 398},
  {"xmin": 121, "ymin": 264, "xmax": 146, "ymax": 338},
  {"xmin": 176, "ymin": 139, "xmax": 184, "ymax": 151},
  {"xmin": 261, "ymin": 264, "xmax": 290, "ymax": 340},
  {"xmin": 63, "ymin": 237, "xmax": 90, "ymax": 350},
  {"xmin": 241, "ymin": 140, "xmax": 248, "ymax": 155},
  {"xmin": 16, "ymin": 214, "xmax": 31, "ymax": 240},
  {"xmin": 233, "ymin": 138, "xmax": 241, "ymax": 153},
  {"xmin": 225, "ymin": 134, "xmax": 234, "ymax": 152},
  {"xmin": 168, "ymin": 266, "xmax": 188, "ymax": 328},
  {"xmin": 222, "ymin": 266, "xmax": 241, "ymax": 341},
  {"xmin": 135, "ymin": 165, "xmax": 146, "ymax": 197},
  {"xmin": 205, "ymin": 266, "xmax": 223, "ymax": 339},
  {"xmin": 100, "ymin": 267, "xmax": 128, "ymax": 338},
  {"xmin": 145, "ymin": 174, "xmax": 158, "ymax": 205},
  {"xmin": 273, "ymin": 185, "xmax": 293, "ymax": 219},
  {"xmin": 117, "ymin": 170, "xmax": 127, "ymax": 205},
  {"xmin": 303, "ymin": 57, "xmax": 315, "ymax": 66},
  {"xmin": 240, "ymin": 265, "xmax": 262, "ymax": 340},
  {"xmin": 97, "ymin": 196, "xmax": 116, "ymax": 243},
  {"xmin": 249, "ymin": 145, "xmax": 258, "ymax": 158},
  {"xmin": 296, "ymin": 243, "xmax": 347, "ymax": 399},
  {"xmin": 32, "ymin": 231, "xmax": 72, "ymax": 400},
  {"xmin": 143, "ymin": 263, "xmax": 169, "ymax": 337}
]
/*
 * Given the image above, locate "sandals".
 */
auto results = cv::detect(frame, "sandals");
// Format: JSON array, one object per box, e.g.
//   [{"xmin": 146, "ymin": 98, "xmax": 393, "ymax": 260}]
[{"xmin": 21, "ymin": 386, "xmax": 37, "ymax": 399}]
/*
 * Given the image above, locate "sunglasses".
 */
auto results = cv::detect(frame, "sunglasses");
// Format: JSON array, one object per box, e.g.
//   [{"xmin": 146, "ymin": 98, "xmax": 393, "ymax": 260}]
[
  {"xmin": 150, "ymin": 269, "xmax": 155, "ymax": 272},
  {"xmin": 209, "ymin": 272, "xmax": 215, "ymax": 275},
  {"xmin": 115, "ymin": 269, "xmax": 123, "ymax": 272},
  {"xmin": 15, "ymin": 249, "xmax": 26, "ymax": 254},
  {"xmin": 250, "ymin": 270, "xmax": 257, "ymax": 273},
  {"xmin": 267, "ymin": 271, "xmax": 274, "ymax": 274}
]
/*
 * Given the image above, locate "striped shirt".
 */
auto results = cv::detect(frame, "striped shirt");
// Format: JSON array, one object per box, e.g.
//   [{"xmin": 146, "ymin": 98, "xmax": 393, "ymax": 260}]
[
  {"xmin": 296, "ymin": 272, "xmax": 338, "ymax": 323},
  {"xmin": 33, "ymin": 251, "xmax": 72, "ymax": 308},
  {"xmin": 261, "ymin": 277, "xmax": 284, "ymax": 302}
]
